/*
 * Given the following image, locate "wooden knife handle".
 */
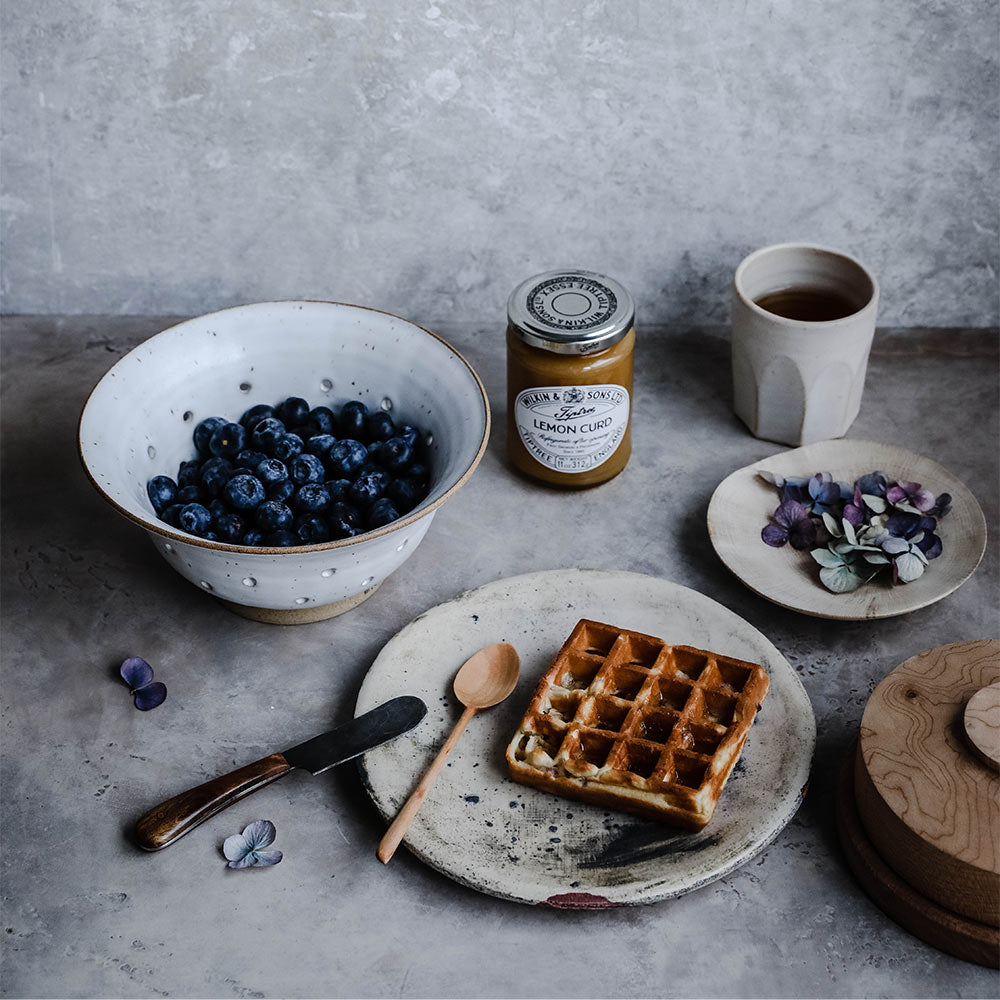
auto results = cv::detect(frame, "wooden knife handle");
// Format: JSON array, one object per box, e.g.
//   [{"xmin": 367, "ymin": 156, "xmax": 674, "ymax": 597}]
[{"xmin": 134, "ymin": 752, "xmax": 291, "ymax": 851}]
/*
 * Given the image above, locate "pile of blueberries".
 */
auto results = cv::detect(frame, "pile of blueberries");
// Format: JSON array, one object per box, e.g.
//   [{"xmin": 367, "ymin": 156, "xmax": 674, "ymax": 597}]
[{"xmin": 146, "ymin": 396, "xmax": 430, "ymax": 546}]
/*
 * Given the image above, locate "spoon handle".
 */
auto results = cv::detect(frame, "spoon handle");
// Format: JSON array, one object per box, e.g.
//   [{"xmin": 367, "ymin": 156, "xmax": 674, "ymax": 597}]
[{"xmin": 377, "ymin": 704, "xmax": 478, "ymax": 863}]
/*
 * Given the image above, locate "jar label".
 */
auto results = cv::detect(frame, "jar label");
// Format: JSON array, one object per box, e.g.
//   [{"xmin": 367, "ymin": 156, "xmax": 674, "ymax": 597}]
[{"xmin": 514, "ymin": 384, "xmax": 630, "ymax": 474}]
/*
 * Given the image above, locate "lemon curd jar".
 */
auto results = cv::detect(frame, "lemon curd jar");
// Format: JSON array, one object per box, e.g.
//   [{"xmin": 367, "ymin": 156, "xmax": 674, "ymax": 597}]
[{"xmin": 506, "ymin": 270, "xmax": 635, "ymax": 488}]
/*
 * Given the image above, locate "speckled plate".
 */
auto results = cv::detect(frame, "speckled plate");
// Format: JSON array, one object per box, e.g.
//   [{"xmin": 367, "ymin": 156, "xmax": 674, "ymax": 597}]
[
  {"xmin": 707, "ymin": 439, "xmax": 987, "ymax": 620},
  {"xmin": 356, "ymin": 569, "xmax": 815, "ymax": 907}
]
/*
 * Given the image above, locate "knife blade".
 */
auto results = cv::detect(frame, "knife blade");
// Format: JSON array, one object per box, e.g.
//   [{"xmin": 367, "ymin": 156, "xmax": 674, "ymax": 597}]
[{"xmin": 134, "ymin": 695, "xmax": 426, "ymax": 851}]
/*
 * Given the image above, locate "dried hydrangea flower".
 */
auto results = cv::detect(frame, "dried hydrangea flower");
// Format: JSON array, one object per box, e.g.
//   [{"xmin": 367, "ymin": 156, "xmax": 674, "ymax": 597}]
[
  {"xmin": 119, "ymin": 657, "xmax": 167, "ymax": 711},
  {"xmin": 223, "ymin": 820, "xmax": 283, "ymax": 869},
  {"xmin": 886, "ymin": 480, "xmax": 935, "ymax": 512},
  {"xmin": 761, "ymin": 500, "xmax": 817, "ymax": 550}
]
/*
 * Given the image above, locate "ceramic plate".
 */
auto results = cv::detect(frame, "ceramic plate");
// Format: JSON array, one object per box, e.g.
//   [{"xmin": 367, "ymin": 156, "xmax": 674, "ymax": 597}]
[
  {"xmin": 707, "ymin": 439, "xmax": 987, "ymax": 621},
  {"xmin": 356, "ymin": 569, "xmax": 815, "ymax": 907}
]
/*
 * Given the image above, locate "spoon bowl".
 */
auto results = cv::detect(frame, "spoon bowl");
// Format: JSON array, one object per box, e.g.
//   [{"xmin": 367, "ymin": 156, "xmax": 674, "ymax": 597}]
[{"xmin": 377, "ymin": 642, "xmax": 520, "ymax": 863}]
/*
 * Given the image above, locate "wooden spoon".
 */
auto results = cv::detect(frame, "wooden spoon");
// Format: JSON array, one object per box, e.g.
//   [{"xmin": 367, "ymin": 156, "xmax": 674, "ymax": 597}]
[{"xmin": 377, "ymin": 642, "xmax": 520, "ymax": 864}]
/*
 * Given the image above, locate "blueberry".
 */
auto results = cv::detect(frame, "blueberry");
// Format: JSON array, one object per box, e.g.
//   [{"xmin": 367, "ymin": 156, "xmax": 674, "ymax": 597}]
[
  {"xmin": 338, "ymin": 400, "xmax": 368, "ymax": 437},
  {"xmin": 194, "ymin": 417, "xmax": 226, "ymax": 455},
  {"xmin": 379, "ymin": 437, "xmax": 413, "ymax": 472},
  {"xmin": 325, "ymin": 478, "xmax": 352, "ymax": 503},
  {"xmin": 160, "ymin": 503, "xmax": 183, "ymax": 527},
  {"xmin": 203, "ymin": 531, "xmax": 219, "ymax": 541},
  {"xmin": 398, "ymin": 424, "xmax": 420, "ymax": 450},
  {"xmin": 251, "ymin": 417, "xmax": 286, "ymax": 452},
  {"xmin": 242, "ymin": 529, "xmax": 265, "ymax": 546},
  {"xmin": 386, "ymin": 477, "xmax": 424, "ymax": 513},
  {"xmin": 178, "ymin": 502, "xmax": 212, "ymax": 536},
  {"xmin": 295, "ymin": 515, "xmax": 330, "ymax": 544},
  {"xmin": 257, "ymin": 457, "xmax": 289, "ymax": 487},
  {"xmin": 268, "ymin": 479, "xmax": 295, "ymax": 503},
  {"xmin": 255, "ymin": 500, "xmax": 294, "ymax": 532},
  {"xmin": 329, "ymin": 515, "xmax": 363, "ymax": 540},
  {"xmin": 264, "ymin": 528, "xmax": 298, "ymax": 547},
  {"xmin": 327, "ymin": 439, "xmax": 368, "ymax": 477},
  {"xmin": 292, "ymin": 483, "xmax": 331, "ymax": 514},
  {"xmin": 330, "ymin": 500, "xmax": 361, "ymax": 527},
  {"xmin": 348, "ymin": 470, "xmax": 389, "ymax": 508},
  {"xmin": 407, "ymin": 461, "xmax": 430, "ymax": 486},
  {"xmin": 208, "ymin": 498, "xmax": 229, "ymax": 520},
  {"xmin": 272, "ymin": 433, "xmax": 304, "ymax": 462},
  {"xmin": 200, "ymin": 457, "xmax": 234, "ymax": 497},
  {"xmin": 177, "ymin": 459, "xmax": 202, "ymax": 488},
  {"xmin": 214, "ymin": 512, "xmax": 245, "ymax": 543},
  {"xmin": 368, "ymin": 497, "xmax": 401, "ymax": 528},
  {"xmin": 209, "ymin": 421, "xmax": 246, "ymax": 458},
  {"xmin": 366, "ymin": 410, "xmax": 396, "ymax": 443},
  {"xmin": 290, "ymin": 453, "xmax": 325, "ymax": 485},
  {"xmin": 176, "ymin": 484, "xmax": 203, "ymax": 504},
  {"xmin": 147, "ymin": 475, "xmax": 177, "ymax": 513},
  {"xmin": 235, "ymin": 448, "xmax": 267, "ymax": 471},
  {"xmin": 305, "ymin": 433, "xmax": 337, "ymax": 458},
  {"xmin": 275, "ymin": 396, "xmax": 310, "ymax": 427},
  {"xmin": 224, "ymin": 472, "xmax": 266, "ymax": 511},
  {"xmin": 308, "ymin": 406, "xmax": 336, "ymax": 435},
  {"xmin": 239, "ymin": 403, "xmax": 274, "ymax": 430}
]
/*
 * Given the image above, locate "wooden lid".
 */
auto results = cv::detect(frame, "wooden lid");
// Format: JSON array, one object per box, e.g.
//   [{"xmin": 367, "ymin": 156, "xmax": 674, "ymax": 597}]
[{"xmin": 857, "ymin": 639, "xmax": 1000, "ymax": 925}]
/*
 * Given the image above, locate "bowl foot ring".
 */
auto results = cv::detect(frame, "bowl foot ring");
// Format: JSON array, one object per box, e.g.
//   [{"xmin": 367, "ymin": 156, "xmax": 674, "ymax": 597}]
[{"xmin": 217, "ymin": 582, "xmax": 383, "ymax": 624}]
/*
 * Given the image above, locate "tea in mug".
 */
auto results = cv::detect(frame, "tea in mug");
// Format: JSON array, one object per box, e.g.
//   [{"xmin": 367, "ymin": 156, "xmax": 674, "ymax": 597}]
[{"xmin": 754, "ymin": 287, "xmax": 859, "ymax": 322}]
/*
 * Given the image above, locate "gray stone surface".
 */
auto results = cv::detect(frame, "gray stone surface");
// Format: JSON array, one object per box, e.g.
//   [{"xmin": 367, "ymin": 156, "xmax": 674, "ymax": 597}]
[
  {"xmin": 2, "ymin": 2, "xmax": 998, "ymax": 326},
  {"xmin": 1, "ymin": 316, "xmax": 998, "ymax": 999}
]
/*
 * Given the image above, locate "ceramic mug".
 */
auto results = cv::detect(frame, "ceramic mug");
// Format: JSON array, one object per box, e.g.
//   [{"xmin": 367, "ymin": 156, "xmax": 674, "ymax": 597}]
[{"xmin": 731, "ymin": 243, "xmax": 879, "ymax": 446}]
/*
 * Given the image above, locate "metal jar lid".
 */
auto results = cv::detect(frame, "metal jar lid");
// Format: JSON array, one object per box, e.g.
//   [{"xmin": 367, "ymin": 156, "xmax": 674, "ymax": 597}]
[{"xmin": 506, "ymin": 269, "xmax": 635, "ymax": 355}]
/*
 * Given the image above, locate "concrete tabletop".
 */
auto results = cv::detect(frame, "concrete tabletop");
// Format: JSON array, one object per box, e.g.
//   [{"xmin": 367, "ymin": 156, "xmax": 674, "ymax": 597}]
[{"xmin": 1, "ymin": 316, "xmax": 997, "ymax": 999}]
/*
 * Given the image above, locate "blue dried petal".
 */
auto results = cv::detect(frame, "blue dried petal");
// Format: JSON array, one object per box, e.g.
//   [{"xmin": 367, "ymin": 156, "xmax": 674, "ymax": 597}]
[
  {"xmin": 929, "ymin": 492, "xmax": 952, "ymax": 518},
  {"xmin": 242, "ymin": 820, "xmax": 276, "ymax": 850},
  {"xmin": 916, "ymin": 531, "xmax": 943, "ymax": 560},
  {"xmin": 133, "ymin": 682, "xmax": 167, "ymax": 711},
  {"xmin": 886, "ymin": 511, "xmax": 921, "ymax": 538},
  {"xmin": 251, "ymin": 849, "xmax": 283, "ymax": 867},
  {"xmin": 223, "ymin": 833, "xmax": 251, "ymax": 862},
  {"xmin": 227, "ymin": 852, "xmax": 259, "ymax": 869},
  {"xmin": 120, "ymin": 657, "xmax": 154, "ymax": 689},
  {"xmin": 856, "ymin": 472, "xmax": 887, "ymax": 497}
]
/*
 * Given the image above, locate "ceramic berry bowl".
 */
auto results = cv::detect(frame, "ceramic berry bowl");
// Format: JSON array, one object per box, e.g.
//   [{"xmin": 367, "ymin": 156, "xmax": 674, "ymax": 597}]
[{"xmin": 78, "ymin": 301, "xmax": 490, "ymax": 623}]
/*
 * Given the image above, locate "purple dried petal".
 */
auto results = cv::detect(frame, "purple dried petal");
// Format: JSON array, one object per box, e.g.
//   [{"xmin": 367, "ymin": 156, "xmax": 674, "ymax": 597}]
[
  {"xmin": 242, "ymin": 820, "xmax": 276, "ymax": 850},
  {"xmin": 843, "ymin": 503, "xmax": 865, "ymax": 528},
  {"xmin": 133, "ymin": 682, "xmax": 167, "ymax": 711},
  {"xmin": 788, "ymin": 518, "xmax": 818, "ymax": 550},
  {"xmin": 929, "ymin": 492, "xmax": 952, "ymax": 518},
  {"xmin": 886, "ymin": 511, "xmax": 921, "ymax": 538},
  {"xmin": 120, "ymin": 657, "xmax": 154, "ymax": 690},
  {"xmin": 916, "ymin": 531, "xmax": 942, "ymax": 560},
  {"xmin": 885, "ymin": 485, "xmax": 907, "ymax": 505},
  {"xmin": 774, "ymin": 500, "xmax": 809, "ymax": 529},
  {"xmin": 223, "ymin": 833, "xmax": 251, "ymax": 862},
  {"xmin": 251, "ymin": 849, "xmax": 283, "ymax": 867},
  {"xmin": 761, "ymin": 524, "xmax": 788, "ymax": 547},
  {"xmin": 910, "ymin": 487, "xmax": 935, "ymax": 512}
]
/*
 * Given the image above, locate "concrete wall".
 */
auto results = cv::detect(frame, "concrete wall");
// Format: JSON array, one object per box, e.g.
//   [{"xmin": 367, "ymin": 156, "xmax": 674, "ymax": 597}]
[{"xmin": 2, "ymin": 0, "xmax": 997, "ymax": 326}]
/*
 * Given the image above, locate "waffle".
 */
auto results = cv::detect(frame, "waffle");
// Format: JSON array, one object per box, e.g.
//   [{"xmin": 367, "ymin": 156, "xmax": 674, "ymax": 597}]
[{"xmin": 505, "ymin": 619, "xmax": 770, "ymax": 830}]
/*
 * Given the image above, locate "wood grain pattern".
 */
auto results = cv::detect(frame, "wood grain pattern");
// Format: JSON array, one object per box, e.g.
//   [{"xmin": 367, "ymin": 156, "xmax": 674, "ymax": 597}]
[
  {"xmin": 858, "ymin": 640, "xmax": 1000, "ymax": 925},
  {"xmin": 135, "ymin": 752, "xmax": 291, "ymax": 851},
  {"xmin": 837, "ymin": 745, "xmax": 999, "ymax": 968},
  {"xmin": 707, "ymin": 439, "xmax": 988, "ymax": 620},
  {"xmin": 964, "ymin": 683, "xmax": 1000, "ymax": 770}
]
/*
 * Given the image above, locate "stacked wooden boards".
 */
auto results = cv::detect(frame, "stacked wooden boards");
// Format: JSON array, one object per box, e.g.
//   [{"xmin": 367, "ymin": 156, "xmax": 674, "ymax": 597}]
[{"xmin": 836, "ymin": 640, "xmax": 999, "ymax": 967}]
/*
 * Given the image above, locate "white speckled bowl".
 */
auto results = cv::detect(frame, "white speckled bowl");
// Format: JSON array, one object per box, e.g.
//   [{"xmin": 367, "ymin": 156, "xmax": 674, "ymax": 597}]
[{"xmin": 78, "ymin": 301, "xmax": 490, "ymax": 623}]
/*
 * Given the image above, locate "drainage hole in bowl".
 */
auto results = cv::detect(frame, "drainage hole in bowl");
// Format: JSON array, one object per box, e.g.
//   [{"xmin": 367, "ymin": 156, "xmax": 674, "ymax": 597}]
[
  {"xmin": 396, "ymin": 540, "xmax": 408, "ymax": 552},
  {"xmin": 425, "ymin": 431, "xmax": 433, "ymax": 446},
  {"xmin": 239, "ymin": 381, "xmax": 252, "ymax": 393},
  {"xmin": 200, "ymin": 581, "xmax": 213, "ymax": 591},
  {"xmin": 321, "ymin": 568, "xmax": 336, "ymax": 578},
  {"xmin": 380, "ymin": 397, "xmax": 393, "ymax": 411},
  {"xmin": 320, "ymin": 378, "xmax": 333, "ymax": 392},
  {"xmin": 163, "ymin": 543, "xmax": 174, "ymax": 553},
  {"xmin": 362, "ymin": 576, "xmax": 374, "ymax": 588},
  {"xmin": 242, "ymin": 577, "xmax": 256, "ymax": 587},
  {"xmin": 147, "ymin": 445, "xmax": 156, "ymax": 460},
  {"xmin": 183, "ymin": 411, "xmax": 193, "ymax": 422},
  {"xmin": 294, "ymin": 597, "xmax": 309, "ymax": 605}
]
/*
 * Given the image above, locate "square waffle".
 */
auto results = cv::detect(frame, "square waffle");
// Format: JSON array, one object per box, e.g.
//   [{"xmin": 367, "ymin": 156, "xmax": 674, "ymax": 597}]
[{"xmin": 505, "ymin": 619, "xmax": 770, "ymax": 830}]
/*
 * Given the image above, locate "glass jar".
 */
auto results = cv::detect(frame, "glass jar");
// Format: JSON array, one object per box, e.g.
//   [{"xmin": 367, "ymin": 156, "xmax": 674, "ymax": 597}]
[{"xmin": 506, "ymin": 270, "xmax": 635, "ymax": 488}]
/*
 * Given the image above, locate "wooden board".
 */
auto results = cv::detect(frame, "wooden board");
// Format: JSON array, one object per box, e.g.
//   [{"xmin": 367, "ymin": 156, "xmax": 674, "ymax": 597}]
[
  {"xmin": 836, "ymin": 745, "xmax": 999, "ymax": 968},
  {"xmin": 857, "ymin": 640, "xmax": 1000, "ymax": 924}
]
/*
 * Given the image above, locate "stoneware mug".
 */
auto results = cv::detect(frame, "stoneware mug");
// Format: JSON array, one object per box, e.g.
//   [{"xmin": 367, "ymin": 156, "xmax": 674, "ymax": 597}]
[{"xmin": 731, "ymin": 243, "xmax": 879, "ymax": 446}]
